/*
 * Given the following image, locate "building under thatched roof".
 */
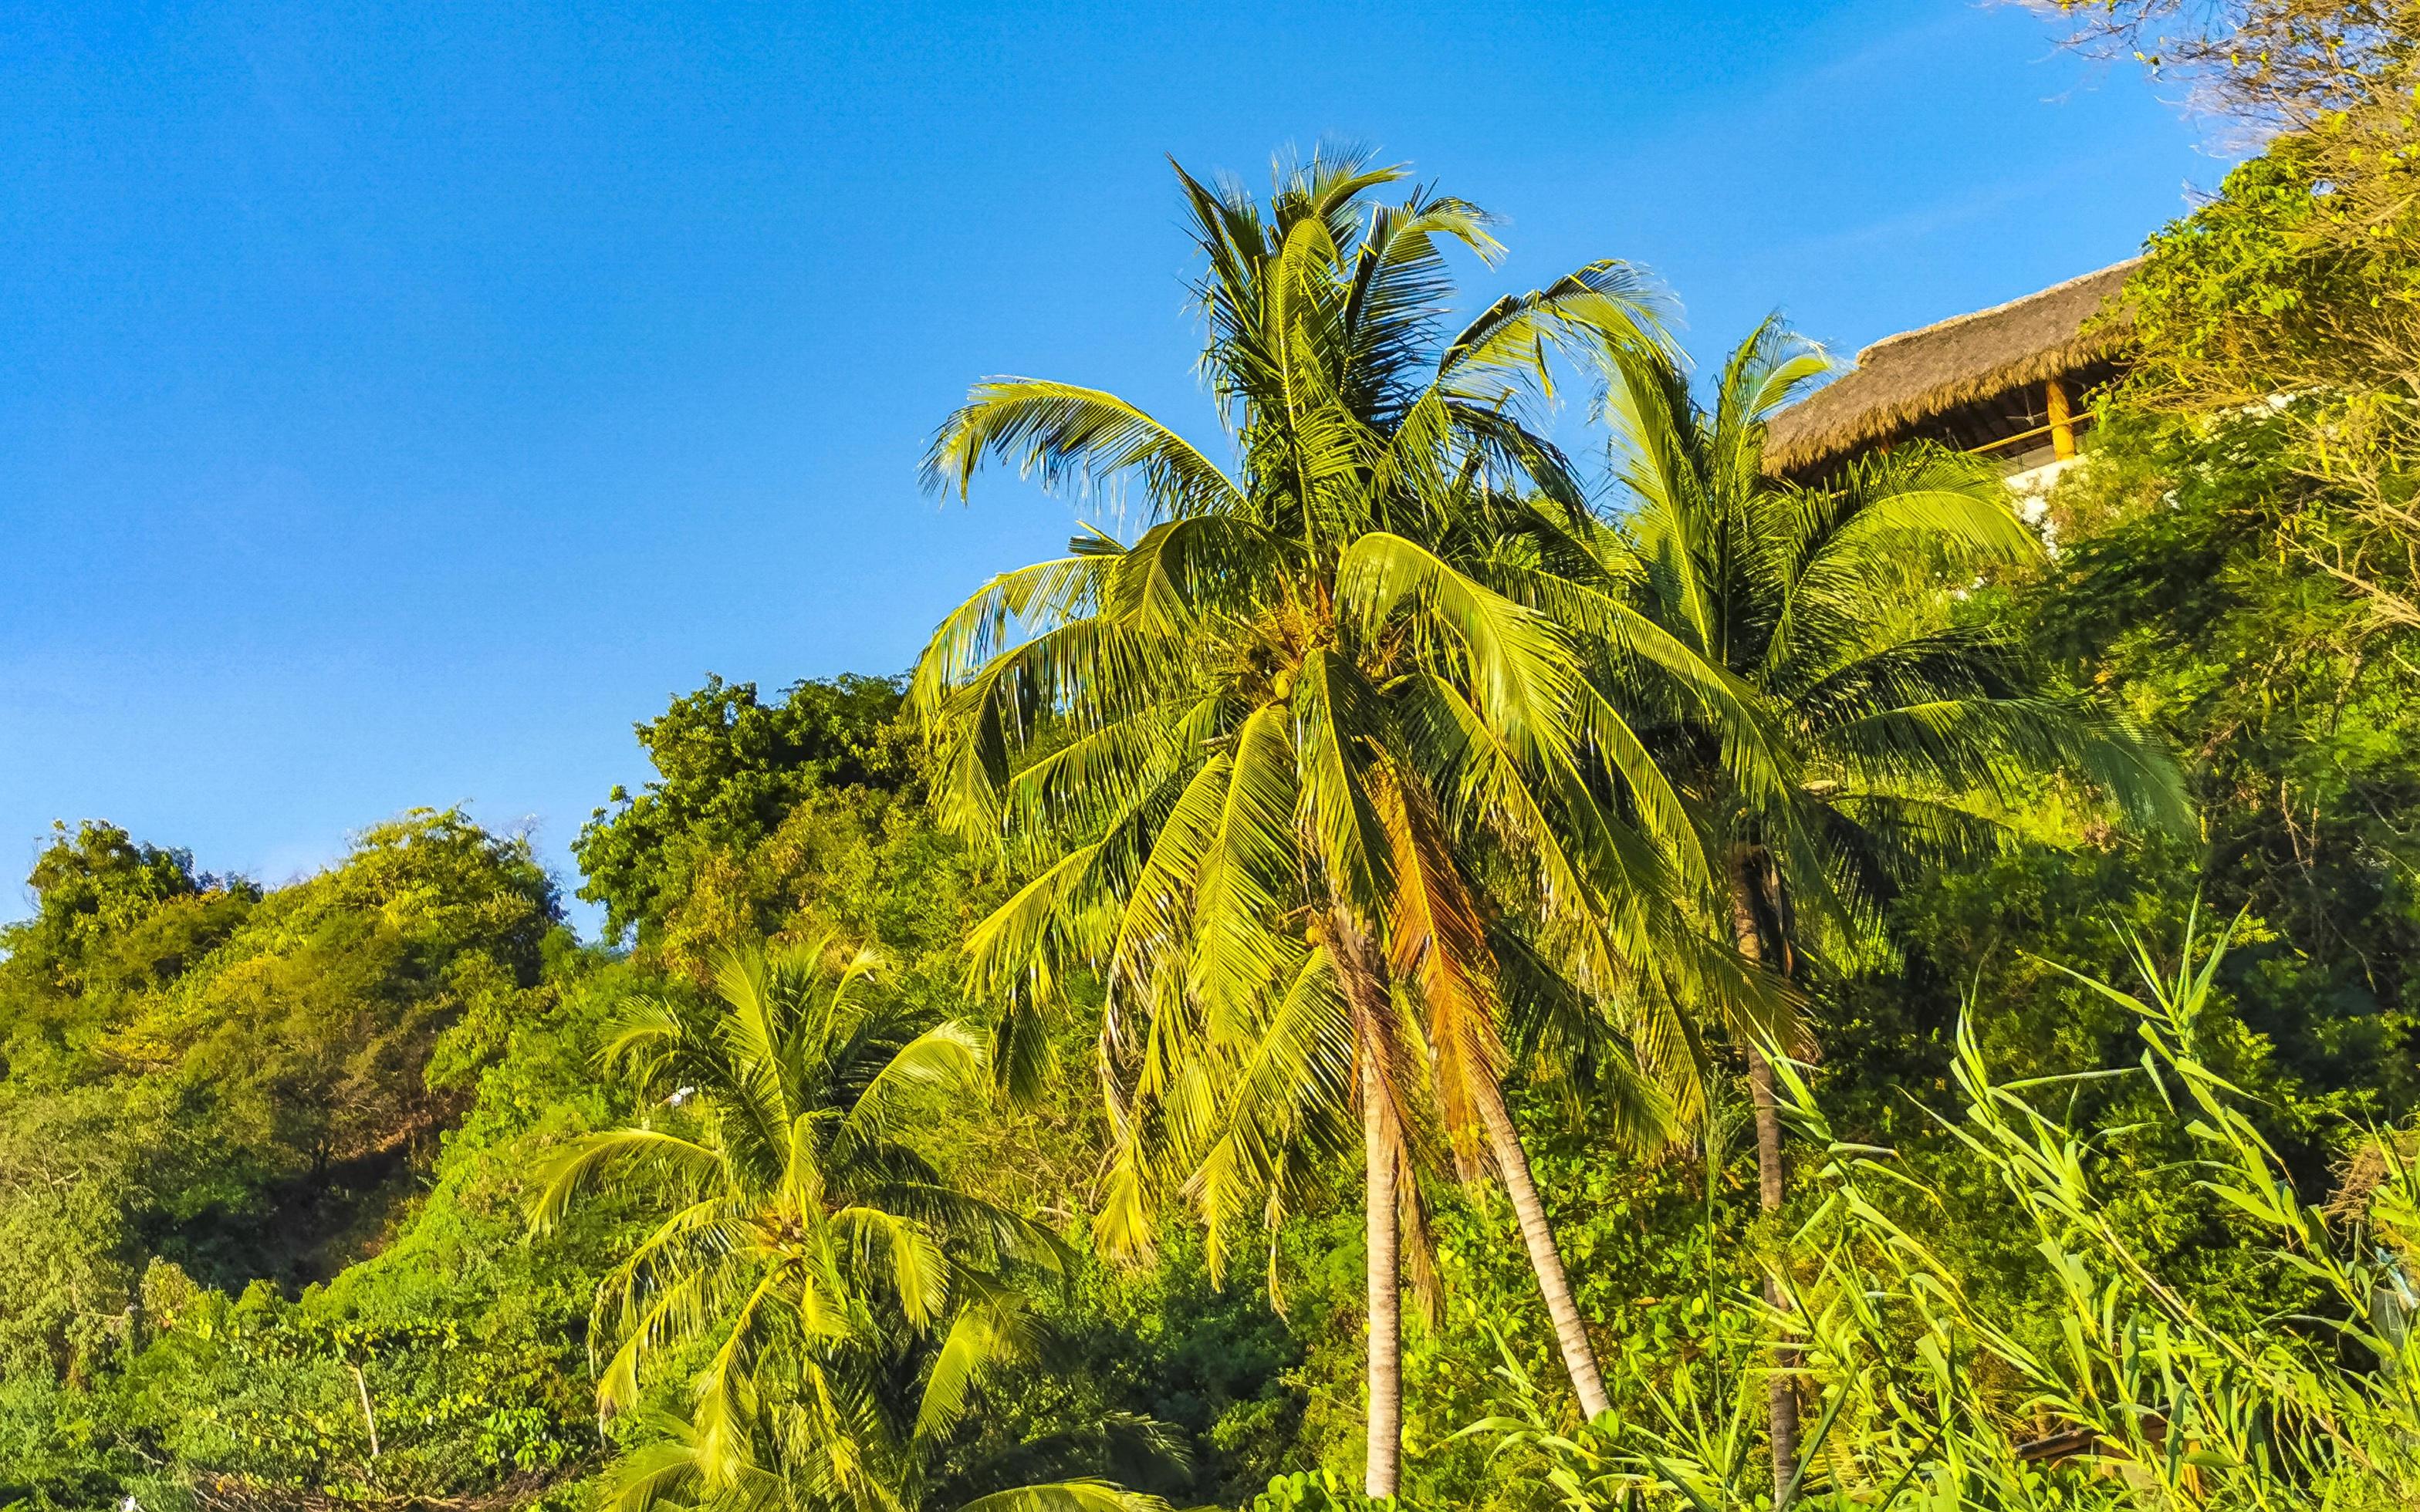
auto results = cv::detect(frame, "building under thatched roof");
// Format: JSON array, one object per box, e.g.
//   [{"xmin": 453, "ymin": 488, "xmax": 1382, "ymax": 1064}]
[{"xmin": 1765, "ymin": 258, "xmax": 2138, "ymax": 480}]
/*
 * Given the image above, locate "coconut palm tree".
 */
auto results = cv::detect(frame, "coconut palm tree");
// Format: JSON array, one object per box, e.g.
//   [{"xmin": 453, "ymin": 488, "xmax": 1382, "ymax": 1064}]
[
  {"xmin": 597, "ymin": 1402, "xmax": 1175, "ymax": 1512},
  {"xmin": 911, "ymin": 147, "xmax": 1771, "ymax": 1495},
  {"xmin": 1570, "ymin": 321, "xmax": 2191, "ymax": 1504},
  {"xmin": 529, "ymin": 937, "xmax": 1096, "ymax": 1510}
]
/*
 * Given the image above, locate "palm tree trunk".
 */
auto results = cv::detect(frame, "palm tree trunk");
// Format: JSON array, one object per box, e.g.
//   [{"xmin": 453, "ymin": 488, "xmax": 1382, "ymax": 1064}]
[
  {"xmin": 1474, "ymin": 1081, "xmax": 1611, "ymax": 1421},
  {"xmin": 1330, "ymin": 908, "xmax": 1403, "ymax": 1500},
  {"xmin": 1362, "ymin": 1051, "xmax": 1402, "ymax": 1500},
  {"xmin": 1729, "ymin": 852, "xmax": 1801, "ymax": 1508},
  {"xmin": 1746, "ymin": 1045, "xmax": 1800, "ymax": 1504}
]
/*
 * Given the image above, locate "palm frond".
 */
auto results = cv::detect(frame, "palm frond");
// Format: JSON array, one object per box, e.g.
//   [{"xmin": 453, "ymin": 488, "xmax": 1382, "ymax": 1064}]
[
  {"xmin": 956, "ymin": 1480, "xmax": 1171, "ymax": 1512},
  {"xmin": 923, "ymin": 380, "xmax": 1244, "ymax": 521},
  {"xmin": 1293, "ymin": 649, "xmax": 1396, "ymax": 912},
  {"xmin": 527, "ymin": 1128, "xmax": 722, "ymax": 1232}
]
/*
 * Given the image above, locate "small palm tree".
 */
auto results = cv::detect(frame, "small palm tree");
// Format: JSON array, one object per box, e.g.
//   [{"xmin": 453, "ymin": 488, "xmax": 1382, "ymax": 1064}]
[
  {"xmin": 529, "ymin": 937, "xmax": 1115, "ymax": 1511},
  {"xmin": 597, "ymin": 1403, "xmax": 1171, "ymax": 1512},
  {"xmin": 1578, "ymin": 322, "xmax": 2189, "ymax": 1503},
  {"xmin": 913, "ymin": 147, "xmax": 1762, "ymax": 1494}
]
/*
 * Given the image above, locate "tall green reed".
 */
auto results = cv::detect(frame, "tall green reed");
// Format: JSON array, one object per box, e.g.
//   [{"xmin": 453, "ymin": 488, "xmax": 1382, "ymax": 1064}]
[{"xmin": 1459, "ymin": 914, "xmax": 2420, "ymax": 1510}]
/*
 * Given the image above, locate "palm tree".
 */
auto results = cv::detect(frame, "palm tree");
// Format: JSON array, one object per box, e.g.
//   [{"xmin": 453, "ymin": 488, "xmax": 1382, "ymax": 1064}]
[
  {"xmin": 529, "ymin": 937, "xmax": 1108, "ymax": 1511},
  {"xmin": 911, "ymin": 148, "xmax": 1763, "ymax": 1495},
  {"xmin": 1573, "ymin": 322, "xmax": 2190, "ymax": 1504},
  {"xmin": 597, "ymin": 1403, "xmax": 1173, "ymax": 1512}
]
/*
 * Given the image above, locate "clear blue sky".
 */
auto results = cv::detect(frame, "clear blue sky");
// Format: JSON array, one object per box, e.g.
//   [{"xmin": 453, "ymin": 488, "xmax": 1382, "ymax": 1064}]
[{"xmin": 0, "ymin": 0, "xmax": 2216, "ymax": 933}]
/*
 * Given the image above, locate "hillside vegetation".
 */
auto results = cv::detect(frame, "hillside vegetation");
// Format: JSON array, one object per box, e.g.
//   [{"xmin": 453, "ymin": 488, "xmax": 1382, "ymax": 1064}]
[{"xmin": 10, "ymin": 12, "xmax": 2420, "ymax": 1507}]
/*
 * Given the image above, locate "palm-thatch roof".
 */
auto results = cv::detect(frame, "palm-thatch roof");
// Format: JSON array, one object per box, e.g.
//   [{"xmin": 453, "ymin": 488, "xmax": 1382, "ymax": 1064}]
[{"xmin": 1763, "ymin": 258, "xmax": 2139, "ymax": 475}]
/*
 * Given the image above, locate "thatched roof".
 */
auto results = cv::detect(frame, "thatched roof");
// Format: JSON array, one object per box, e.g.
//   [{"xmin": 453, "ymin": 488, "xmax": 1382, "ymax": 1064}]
[{"xmin": 1763, "ymin": 258, "xmax": 2139, "ymax": 475}]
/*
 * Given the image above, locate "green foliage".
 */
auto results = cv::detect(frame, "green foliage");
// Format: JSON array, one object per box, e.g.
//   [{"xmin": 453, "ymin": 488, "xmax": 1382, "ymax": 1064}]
[
  {"xmin": 14, "ymin": 120, "xmax": 2420, "ymax": 1512},
  {"xmin": 1249, "ymin": 1466, "xmax": 1391, "ymax": 1512},
  {"xmin": 2, "ymin": 823, "xmax": 254, "ymax": 1007},
  {"xmin": 2124, "ymin": 142, "xmax": 2419, "ymax": 402},
  {"xmin": 0, "ymin": 971, "xmax": 643, "ymax": 1507},
  {"xmin": 0, "ymin": 810, "xmax": 562, "ymax": 1387},
  {"xmin": 0, "ymin": 673, "xmax": 1338, "ymax": 1512},
  {"xmin": 2024, "ymin": 406, "xmax": 2420, "ymax": 1116},
  {"xmin": 1459, "ymin": 919, "xmax": 2420, "ymax": 1510},
  {"xmin": 528, "ymin": 937, "xmax": 1076, "ymax": 1504},
  {"xmin": 988, "ymin": 1222, "xmax": 1329, "ymax": 1507},
  {"xmin": 573, "ymin": 673, "xmax": 917, "ymax": 969},
  {"xmin": 2106, "ymin": 8, "xmax": 2420, "ymax": 633}
]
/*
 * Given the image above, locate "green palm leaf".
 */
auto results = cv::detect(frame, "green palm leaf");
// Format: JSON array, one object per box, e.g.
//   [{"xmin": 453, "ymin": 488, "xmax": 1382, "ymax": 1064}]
[{"xmin": 924, "ymin": 380, "xmax": 1244, "ymax": 520}]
